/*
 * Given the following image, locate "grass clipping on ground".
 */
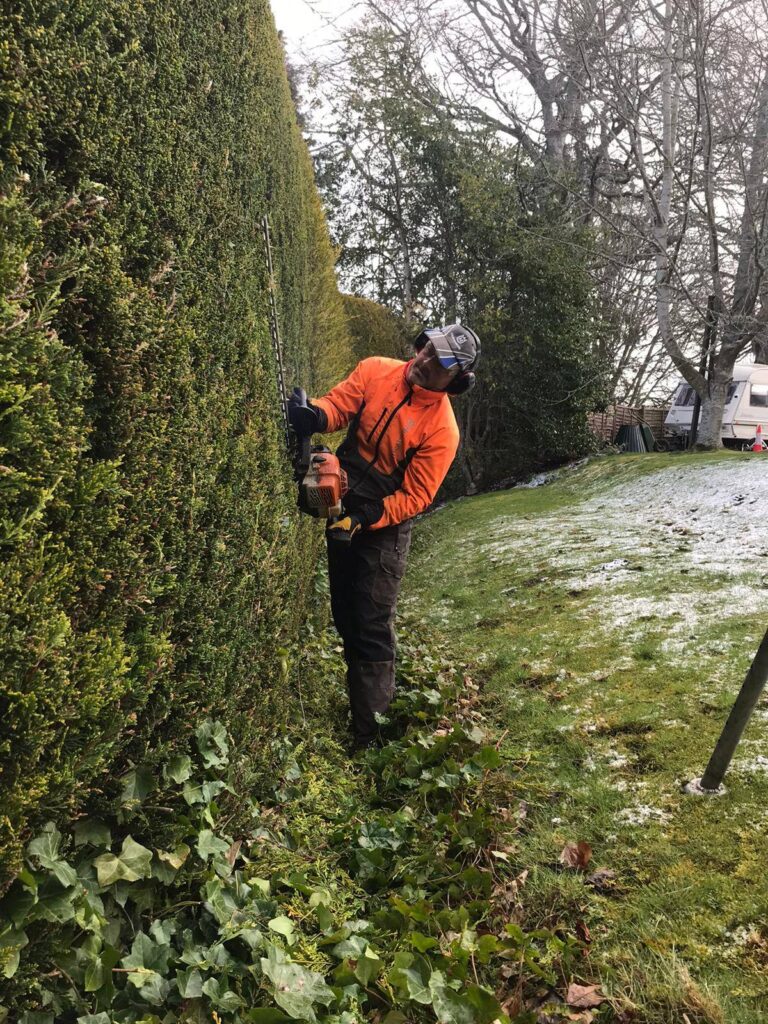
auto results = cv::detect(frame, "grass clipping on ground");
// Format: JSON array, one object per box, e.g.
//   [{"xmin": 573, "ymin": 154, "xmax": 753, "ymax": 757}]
[{"xmin": 406, "ymin": 451, "xmax": 768, "ymax": 1024}]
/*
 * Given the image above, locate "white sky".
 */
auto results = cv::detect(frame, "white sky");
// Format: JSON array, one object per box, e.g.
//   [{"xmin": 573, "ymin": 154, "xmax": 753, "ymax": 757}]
[{"xmin": 271, "ymin": 0, "xmax": 358, "ymax": 57}]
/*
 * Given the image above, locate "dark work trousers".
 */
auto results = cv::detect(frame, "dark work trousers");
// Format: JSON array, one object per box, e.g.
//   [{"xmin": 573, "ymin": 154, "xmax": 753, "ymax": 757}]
[{"xmin": 326, "ymin": 520, "xmax": 412, "ymax": 744}]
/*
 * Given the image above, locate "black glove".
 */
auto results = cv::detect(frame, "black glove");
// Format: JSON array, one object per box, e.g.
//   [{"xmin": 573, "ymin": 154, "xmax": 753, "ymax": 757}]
[
  {"xmin": 326, "ymin": 514, "xmax": 363, "ymax": 542},
  {"xmin": 287, "ymin": 387, "xmax": 327, "ymax": 436},
  {"xmin": 354, "ymin": 500, "xmax": 385, "ymax": 529},
  {"xmin": 326, "ymin": 502, "xmax": 384, "ymax": 543}
]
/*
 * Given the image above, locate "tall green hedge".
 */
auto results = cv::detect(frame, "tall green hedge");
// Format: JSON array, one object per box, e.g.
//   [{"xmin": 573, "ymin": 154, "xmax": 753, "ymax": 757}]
[{"xmin": 0, "ymin": 0, "xmax": 351, "ymax": 886}]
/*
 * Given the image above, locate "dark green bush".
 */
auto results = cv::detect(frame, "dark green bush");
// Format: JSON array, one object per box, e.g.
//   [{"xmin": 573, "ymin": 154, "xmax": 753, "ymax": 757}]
[
  {"xmin": 342, "ymin": 293, "xmax": 412, "ymax": 363},
  {"xmin": 0, "ymin": 0, "xmax": 351, "ymax": 886}
]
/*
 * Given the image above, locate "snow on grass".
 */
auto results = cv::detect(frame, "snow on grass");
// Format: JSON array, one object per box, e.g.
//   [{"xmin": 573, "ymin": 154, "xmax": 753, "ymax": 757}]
[{"xmin": 482, "ymin": 460, "xmax": 768, "ymax": 641}]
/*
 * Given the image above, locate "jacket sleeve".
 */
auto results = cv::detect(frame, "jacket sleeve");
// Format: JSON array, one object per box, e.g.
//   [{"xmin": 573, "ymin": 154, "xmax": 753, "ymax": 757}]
[
  {"xmin": 311, "ymin": 360, "xmax": 370, "ymax": 432},
  {"xmin": 371, "ymin": 424, "xmax": 460, "ymax": 530}
]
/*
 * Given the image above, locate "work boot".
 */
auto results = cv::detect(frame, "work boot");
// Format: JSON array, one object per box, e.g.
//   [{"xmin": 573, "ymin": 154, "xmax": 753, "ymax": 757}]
[{"xmin": 346, "ymin": 657, "xmax": 395, "ymax": 747}]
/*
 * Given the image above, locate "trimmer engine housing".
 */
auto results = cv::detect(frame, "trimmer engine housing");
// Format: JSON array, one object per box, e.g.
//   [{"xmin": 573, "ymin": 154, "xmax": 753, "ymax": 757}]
[{"xmin": 298, "ymin": 446, "xmax": 348, "ymax": 519}]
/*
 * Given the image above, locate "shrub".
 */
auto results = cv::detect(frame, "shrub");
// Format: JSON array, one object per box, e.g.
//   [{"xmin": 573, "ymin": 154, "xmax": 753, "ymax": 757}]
[
  {"xmin": 342, "ymin": 293, "xmax": 412, "ymax": 363},
  {"xmin": 0, "ymin": 0, "xmax": 351, "ymax": 886}
]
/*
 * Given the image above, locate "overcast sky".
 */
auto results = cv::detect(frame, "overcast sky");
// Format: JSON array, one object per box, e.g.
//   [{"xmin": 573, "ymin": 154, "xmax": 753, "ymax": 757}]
[{"xmin": 271, "ymin": 0, "xmax": 358, "ymax": 57}]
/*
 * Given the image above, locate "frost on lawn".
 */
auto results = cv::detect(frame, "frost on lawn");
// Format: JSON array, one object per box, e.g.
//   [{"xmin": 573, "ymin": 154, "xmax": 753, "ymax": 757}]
[{"xmin": 482, "ymin": 461, "xmax": 768, "ymax": 644}]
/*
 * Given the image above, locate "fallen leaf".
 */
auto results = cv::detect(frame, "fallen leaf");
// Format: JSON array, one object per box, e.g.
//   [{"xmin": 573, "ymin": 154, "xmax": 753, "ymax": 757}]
[
  {"xmin": 500, "ymin": 993, "xmax": 522, "ymax": 1016},
  {"xmin": 576, "ymin": 920, "xmax": 591, "ymax": 944},
  {"xmin": 559, "ymin": 841, "xmax": 593, "ymax": 870},
  {"xmin": 585, "ymin": 868, "xmax": 616, "ymax": 891},
  {"xmin": 566, "ymin": 983, "xmax": 606, "ymax": 1008}
]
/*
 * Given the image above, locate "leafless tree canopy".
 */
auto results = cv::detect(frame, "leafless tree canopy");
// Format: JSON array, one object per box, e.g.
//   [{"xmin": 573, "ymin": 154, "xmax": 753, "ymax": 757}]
[{"xmin": 307, "ymin": 0, "xmax": 768, "ymax": 443}]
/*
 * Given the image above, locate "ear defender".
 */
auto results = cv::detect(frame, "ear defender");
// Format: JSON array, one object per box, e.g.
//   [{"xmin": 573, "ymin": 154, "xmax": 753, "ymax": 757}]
[{"xmin": 446, "ymin": 371, "xmax": 476, "ymax": 395}]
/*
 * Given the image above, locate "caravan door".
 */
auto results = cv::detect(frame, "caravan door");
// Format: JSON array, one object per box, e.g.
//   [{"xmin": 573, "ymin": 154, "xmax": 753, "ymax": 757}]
[{"xmin": 730, "ymin": 369, "xmax": 768, "ymax": 440}]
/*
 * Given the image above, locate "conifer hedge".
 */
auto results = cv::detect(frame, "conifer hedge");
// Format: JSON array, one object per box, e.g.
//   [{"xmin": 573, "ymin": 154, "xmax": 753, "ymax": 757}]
[{"xmin": 0, "ymin": 0, "xmax": 351, "ymax": 886}]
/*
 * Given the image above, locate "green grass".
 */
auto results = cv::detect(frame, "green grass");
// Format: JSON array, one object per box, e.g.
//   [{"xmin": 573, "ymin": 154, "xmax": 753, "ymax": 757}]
[{"xmin": 405, "ymin": 451, "xmax": 768, "ymax": 1023}]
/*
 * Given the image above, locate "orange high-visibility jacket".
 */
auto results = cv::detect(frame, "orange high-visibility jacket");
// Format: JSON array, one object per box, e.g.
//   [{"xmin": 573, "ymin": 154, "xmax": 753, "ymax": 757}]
[{"xmin": 313, "ymin": 357, "xmax": 460, "ymax": 530}]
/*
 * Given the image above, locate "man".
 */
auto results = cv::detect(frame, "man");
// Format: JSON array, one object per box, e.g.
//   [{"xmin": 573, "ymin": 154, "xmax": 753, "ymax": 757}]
[{"xmin": 288, "ymin": 324, "xmax": 481, "ymax": 749}]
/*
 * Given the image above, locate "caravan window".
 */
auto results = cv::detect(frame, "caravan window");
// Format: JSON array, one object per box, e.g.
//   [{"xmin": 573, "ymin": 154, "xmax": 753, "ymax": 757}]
[
  {"xmin": 674, "ymin": 385, "xmax": 696, "ymax": 406},
  {"xmin": 750, "ymin": 384, "xmax": 768, "ymax": 408}
]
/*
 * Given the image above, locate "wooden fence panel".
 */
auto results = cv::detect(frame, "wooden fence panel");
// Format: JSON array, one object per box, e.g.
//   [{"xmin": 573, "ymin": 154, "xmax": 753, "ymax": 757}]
[{"xmin": 587, "ymin": 405, "xmax": 670, "ymax": 443}]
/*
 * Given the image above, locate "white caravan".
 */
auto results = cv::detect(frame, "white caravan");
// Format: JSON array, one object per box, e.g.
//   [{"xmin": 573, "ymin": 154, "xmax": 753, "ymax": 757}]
[{"xmin": 665, "ymin": 363, "xmax": 768, "ymax": 445}]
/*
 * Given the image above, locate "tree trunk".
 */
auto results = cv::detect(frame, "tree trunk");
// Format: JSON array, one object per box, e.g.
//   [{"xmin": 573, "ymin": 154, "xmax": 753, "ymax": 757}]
[{"xmin": 693, "ymin": 369, "xmax": 731, "ymax": 450}]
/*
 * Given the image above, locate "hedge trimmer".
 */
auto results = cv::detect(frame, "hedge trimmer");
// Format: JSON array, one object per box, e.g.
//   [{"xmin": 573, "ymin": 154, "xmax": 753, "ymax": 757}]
[{"xmin": 262, "ymin": 215, "xmax": 347, "ymax": 519}]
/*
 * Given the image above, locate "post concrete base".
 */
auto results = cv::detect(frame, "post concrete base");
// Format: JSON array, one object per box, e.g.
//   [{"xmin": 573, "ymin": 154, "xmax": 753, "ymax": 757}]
[{"xmin": 683, "ymin": 776, "xmax": 726, "ymax": 796}]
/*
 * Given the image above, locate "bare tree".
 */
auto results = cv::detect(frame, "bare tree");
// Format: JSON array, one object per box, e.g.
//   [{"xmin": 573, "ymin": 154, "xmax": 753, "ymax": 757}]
[{"xmin": 346, "ymin": 0, "xmax": 768, "ymax": 443}]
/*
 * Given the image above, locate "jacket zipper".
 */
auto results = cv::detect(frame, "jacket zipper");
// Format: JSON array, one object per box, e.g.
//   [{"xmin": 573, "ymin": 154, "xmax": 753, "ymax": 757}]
[
  {"xmin": 371, "ymin": 392, "xmax": 411, "ymax": 463},
  {"xmin": 346, "ymin": 388, "xmax": 413, "ymax": 499},
  {"xmin": 366, "ymin": 407, "xmax": 388, "ymax": 442}
]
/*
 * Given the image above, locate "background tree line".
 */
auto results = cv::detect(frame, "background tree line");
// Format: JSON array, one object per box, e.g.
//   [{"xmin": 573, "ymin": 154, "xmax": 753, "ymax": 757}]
[{"xmin": 296, "ymin": 0, "xmax": 768, "ymax": 452}]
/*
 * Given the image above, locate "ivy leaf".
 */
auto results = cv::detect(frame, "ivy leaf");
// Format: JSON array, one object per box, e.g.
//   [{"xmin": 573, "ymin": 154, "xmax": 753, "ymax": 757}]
[
  {"xmin": 153, "ymin": 843, "xmax": 190, "ymax": 884},
  {"xmin": 202, "ymin": 779, "xmax": 228, "ymax": 802},
  {"xmin": 150, "ymin": 918, "xmax": 177, "ymax": 945},
  {"xmin": 123, "ymin": 931, "xmax": 171, "ymax": 973},
  {"xmin": 32, "ymin": 879, "xmax": 77, "ymax": 923},
  {"xmin": 196, "ymin": 720, "xmax": 229, "ymax": 768},
  {"xmin": 268, "ymin": 915, "xmax": 296, "ymax": 941},
  {"xmin": 332, "ymin": 935, "xmax": 367, "ymax": 959},
  {"xmin": 27, "ymin": 823, "xmax": 62, "ymax": 867},
  {"xmin": 94, "ymin": 835, "xmax": 152, "ymax": 886},
  {"xmin": 261, "ymin": 945, "xmax": 334, "ymax": 1022},
  {"xmin": 182, "ymin": 779, "xmax": 206, "ymax": 805},
  {"xmin": 314, "ymin": 904, "xmax": 334, "ymax": 932},
  {"xmin": 409, "ymin": 932, "xmax": 439, "ymax": 952},
  {"xmin": 0, "ymin": 927, "xmax": 27, "ymax": 978},
  {"xmin": 158, "ymin": 843, "xmax": 190, "ymax": 870},
  {"xmin": 246, "ymin": 1011, "xmax": 291, "ymax": 1023},
  {"xmin": 76, "ymin": 1016, "xmax": 112, "ymax": 1024},
  {"xmin": 240, "ymin": 927, "xmax": 264, "ymax": 949},
  {"xmin": 353, "ymin": 946, "xmax": 383, "ymax": 987},
  {"xmin": 129, "ymin": 970, "xmax": 170, "ymax": 1005},
  {"xmin": 1, "ymin": 885, "xmax": 37, "ymax": 926},
  {"xmin": 472, "ymin": 747, "xmax": 502, "ymax": 771},
  {"xmin": 202, "ymin": 976, "xmax": 243, "ymax": 1010},
  {"xmin": 19, "ymin": 1014, "xmax": 54, "ymax": 1024},
  {"xmin": 163, "ymin": 754, "xmax": 192, "ymax": 784},
  {"xmin": 429, "ymin": 971, "xmax": 476, "ymax": 1024},
  {"xmin": 389, "ymin": 951, "xmax": 432, "ymax": 1004},
  {"xmin": 50, "ymin": 860, "xmax": 78, "ymax": 888},
  {"xmin": 196, "ymin": 829, "xmax": 230, "ymax": 861},
  {"xmin": 73, "ymin": 820, "xmax": 112, "ymax": 849},
  {"xmin": 176, "ymin": 967, "xmax": 204, "ymax": 998},
  {"xmin": 84, "ymin": 959, "xmax": 105, "ymax": 992},
  {"xmin": 27, "ymin": 823, "xmax": 78, "ymax": 886},
  {"xmin": 17, "ymin": 868, "xmax": 37, "ymax": 891},
  {"xmin": 465, "ymin": 984, "xmax": 504, "ymax": 1023},
  {"xmin": 120, "ymin": 765, "xmax": 155, "ymax": 805}
]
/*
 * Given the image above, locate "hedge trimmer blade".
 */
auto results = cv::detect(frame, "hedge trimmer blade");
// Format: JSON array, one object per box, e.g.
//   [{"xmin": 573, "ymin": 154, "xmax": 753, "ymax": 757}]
[{"xmin": 262, "ymin": 214, "xmax": 290, "ymax": 450}]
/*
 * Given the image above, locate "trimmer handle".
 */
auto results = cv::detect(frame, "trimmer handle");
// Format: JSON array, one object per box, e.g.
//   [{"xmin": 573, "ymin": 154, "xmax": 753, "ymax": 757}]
[{"xmin": 289, "ymin": 388, "xmax": 317, "ymax": 437}]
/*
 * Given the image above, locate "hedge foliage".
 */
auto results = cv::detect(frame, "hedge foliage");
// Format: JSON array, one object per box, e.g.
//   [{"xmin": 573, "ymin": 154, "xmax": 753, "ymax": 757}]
[
  {"xmin": 342, "ymin": 293, "xmax": 412, "ymax": 363},
  {"xmin": 0, "ymin": 0, "xmax": 352, "ymax": 887}
]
